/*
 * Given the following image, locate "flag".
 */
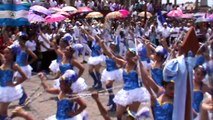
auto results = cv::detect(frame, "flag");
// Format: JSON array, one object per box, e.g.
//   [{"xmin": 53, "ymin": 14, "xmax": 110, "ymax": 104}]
[
  {"xmin": 156, "ymin": 10, "xmax": 166, "ymax": 27},
  {"xmin": 0, "ymin": 2, "xmax": 31, "ymax": 26}
]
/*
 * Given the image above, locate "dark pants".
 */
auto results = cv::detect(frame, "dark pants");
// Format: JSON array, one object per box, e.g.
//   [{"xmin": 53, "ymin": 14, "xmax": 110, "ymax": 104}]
[
  {"xmin": 28, "ymin": 51, "xmax": 39, "ymax": 72},
  {"xmin": 40, "ymin": 50, "xmax": 57, "ymax": 73}
]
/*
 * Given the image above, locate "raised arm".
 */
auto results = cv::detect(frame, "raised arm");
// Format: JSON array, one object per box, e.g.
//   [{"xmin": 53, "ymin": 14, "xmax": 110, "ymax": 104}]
[
  {"xmin": 38, "ymin": 73, "xmax": 60, "ymax": 95},
  {"xmin": 139, "ymin": 59, "xmax": 163, "ymax": 96},
  {"xmin": 81, "ymin": 28, "xmax": 95, "ymax": 41},
  {"xmin": 95, "ymin": 35, "xmax": 126, "ymax": 66}
]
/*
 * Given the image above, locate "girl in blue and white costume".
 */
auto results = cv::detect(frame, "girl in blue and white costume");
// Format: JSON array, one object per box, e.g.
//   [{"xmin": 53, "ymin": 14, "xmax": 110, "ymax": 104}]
[
  {"xmin": 81, "ymin": 28, "xmax": 105, "ymax": 89},
  {"xmin": 0, "ymin": 46, "xmax": 27, "ymax": 119},
  {"xmin": 49, "ymin": 33, "xmax": 72, "ymax": 74},
  {"xmin": 96, "ymin": 36, "xmax": 150, "ymax": 120},
  {"xmin": 38, "ymin": 70, "xmax": 87, "ymax": 120},
  {"xmin": 99, "ymin": 40, "xmax": 123, "ymax": 111},
  {"xmin": 137, "ymin": 43, "xmax": 152, "ymax": 70},
  {"xmin": 40, "ymin": 45, "xmax": 87, "ymax": 94},
  {"xmin": 14, "ymin": 32, "xmax": 38, "ymax": 78},
  {"xmin": 13, "ymin": 32, "xmax": 38, "ymax": 105},
  {"xmin": 146, "ymin": 43, "xmax": 168, "ymax": 87},
  {"xmin": 192, "ymin": 65, "xmax": 211, "ymax": 116}
]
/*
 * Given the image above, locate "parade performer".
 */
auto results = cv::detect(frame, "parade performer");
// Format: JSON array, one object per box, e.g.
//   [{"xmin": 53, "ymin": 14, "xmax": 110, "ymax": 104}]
[
  {"xmin": 193, "ymin": 65, "xmax": 211, "ymax": 113},
  {"xmin": 147, "ymin": 43, "xmax": 168, "ymax": 87},
  {"xmin": 0, "ymin": 46, "xmax": 27, "ymax": 119},
  {"xmin": 96, "ymin": 35, "xmax": 150, "ymax": 120},
  {"xmin": 81, "ymin": 28, "xmax": 105, "ymax": 89},
  {"xmin": 39, "ymin": 70, "xmax": 87, "ymax": 120},
  {"xmin": 42, "ymin": 45, "xmax": 87, "ymax": 94},
  {"xmin": 100, "ymin": 40, "xmax": 123, "ymax": 112},
  {"xmin": 13, "ymin": 32, "xmax": 38, "ymax": 105},
  {"xmin": 137, "ymin": 54, "xmax": 174, "ymax": 120},
  {"xmin": 49, "ymin": 34, "xmax": 72, "ymax": 74}
]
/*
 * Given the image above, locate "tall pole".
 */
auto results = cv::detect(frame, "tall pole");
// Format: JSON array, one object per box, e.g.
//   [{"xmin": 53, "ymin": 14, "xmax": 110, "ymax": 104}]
[
  {"xmin": 167, "ymin": 0, "xmax": 170, "ymax": 4},
  {"xmin": 174, "ymin": 0, "xmax": 177, "ymax": 6},
  {"xmin": 144, "ymin": 0, "xmax": 147, "ymax": 26},
  {"xmin": 195, "ymin": 0, "xmax": 199, "ymax": 11}
]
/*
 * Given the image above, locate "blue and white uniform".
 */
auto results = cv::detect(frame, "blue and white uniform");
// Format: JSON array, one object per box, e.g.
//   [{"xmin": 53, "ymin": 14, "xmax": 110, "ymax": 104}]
[
  {"xmin": 137, "ymin": 43, "xmax": 152, "ymax": 70},
  {"xmin": 46, "ymin": 98, "xmax": 88, "ymax": 120},
  {"xmin": 151, "ymin": 67, "xmax": 163, "ymax": 87},
  {"xmin": 53, "ymin": 62, "xmax": 87, "ymax": 93},
  {"xmin": 101, "ymin": 57, "xmax": 122, "ymax": 83},
  {"xmin": 49, "ymin": 56, "xmax": 62, "ymax": 74},
  {"xmin": 153, "ymin": 99, "xmax": 173, "ymax": 120},
  {"xmin": 14, "ymin": 49, "xmax": 32, "ymax": 78},
  {"xmin": 88, "ymin": 40, "xmax": 105, "ymax": 65},
  {"xmin": 193, "ymin": 84, "xmax": 204, "ymax": 113},
  {"xmin": 0, "ymin": 67, "xmax": 23, "ymax": 102},
  {"xmin": 113, "ymin": 65, "xmax": 150, "ymax": 106}
]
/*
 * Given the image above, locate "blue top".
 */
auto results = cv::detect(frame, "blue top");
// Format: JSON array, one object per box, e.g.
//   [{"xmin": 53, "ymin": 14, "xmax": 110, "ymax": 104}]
[
  {"xmin": 59, "ymin": 62, "xmax": 73, "ymax": 74},
  {"xmin": 56, "ymin": 99, "xmax": 78, "ymax": 120},
  {"xmin": 138, "ymin": 46, "xmax": 150, "ymax": 63},
  {"xmin": 0, "ymin": 68, "xmax": 14, "ymax": 87},
  {"xmin": 105, "ymin": 57, "xmax": 118, "ymax": 71},
  {"xmin": 151, "ymin": 68, "xmax": 163, "ymax": 86},
  {"xmin": 16, "ymin": 50, "xmax": 28, "ymax": 66},
  {"xmin": 193, "ymin": 90, "xmax": 203, "ymax": 113},
  {"xmin": 123, "ymin": 66, "xmax": 140, "ymax": 90},
  {"xmin": 91, "ymin": 41, "xmax": 101, "ymax": 57},
  {"xmin": 56, "ymin": 56, "xmax": 62, "ymax": 63},
  {"xmin": 195, "ymin": 55, "xmax": 205, "ymax": 66},
  {"xmin": 153, "ymin": 99, "xmax": 173, "ymax": 120}
]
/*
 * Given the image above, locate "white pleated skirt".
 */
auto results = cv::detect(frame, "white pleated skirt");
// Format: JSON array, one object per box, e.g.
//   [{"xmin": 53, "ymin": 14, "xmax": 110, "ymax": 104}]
[
  {"xmin": 49, "ymin": 59, "xmax": 60, "ymax": 73},
  {"xmin": 101, "ymin": 69, "xmax": 123, "ymax": 83},
  {"xmin": 0, "ymin": 85, "xmax": 23, "ymax": 102},
  {"xmin": 113, "ymin": 87, "xmax": 150, "ymax": 107},
  {"xmin": 88, "ymin": 55, "xmax": 105, "ymax": 65},
  {"xmin": 14, "ymin": 65, "xmax": 32, "ymax": 79},
  {"xmin": 53, "ymin": 78, "xmax": 88, "ymax": 93},
  {"xmin": 46, "ymin": 111, "xmax": 88, "ymax": 120}
]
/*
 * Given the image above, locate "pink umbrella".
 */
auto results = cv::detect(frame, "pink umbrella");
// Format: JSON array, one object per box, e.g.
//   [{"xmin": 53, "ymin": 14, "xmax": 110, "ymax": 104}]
[
  {"xmin": 45, "ymin": 14, "xmax": 66, "ymax": 23},
  {"xmin": 208, "ymin": 14, "xmax": 213, "ymax": 20},
  {"xmin": 119, "ymin": 9, "xmax": 129, "ymax": 17},
  {"xmin": 30, "ymin": 5, "xmax": 51, "ymax": 15},
  {"xmin": 167, "ymin": 9, "xmax": 183, "ymax": 17},
  {"xmin": 77, "ymin": 7, "xmax": 93, "ymax": 13},
  {"xmin": 180, "ymin": 13, "xmax": 193, "ymax": 19},
  {"xmin": 28, "ymin": 12, "xmax": 45, "ymax": 22}
]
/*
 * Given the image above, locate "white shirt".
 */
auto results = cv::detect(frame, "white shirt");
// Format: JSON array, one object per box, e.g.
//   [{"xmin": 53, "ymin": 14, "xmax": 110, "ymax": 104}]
[
  {"xmin": 26, "ymin": 40, "xmax": 36, "ymax": 51},
  {"xmin": 88, "ymin": 1, "xmax": 94, "ymax": 8},
  {"xmin": 50, "ymin": 0, "xmax": 57, "ymax": 7},
  {"xmin": 170, "ymin": 27, "xmax": 180, "ymax": 38},
  {"xmin": 73, "ymin": 25, "xmax": 80, "ymax": 38},
  {"xmin": 160, "ymin": 27, "xmax": 170, "ymax": 38},
  {"xmin": 38, "ymin": 33, "xmax": 51, "ymax": 52},
  {"xmin": 74, "ymin": 0, "xmax": 82, "ymax": 8}
]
